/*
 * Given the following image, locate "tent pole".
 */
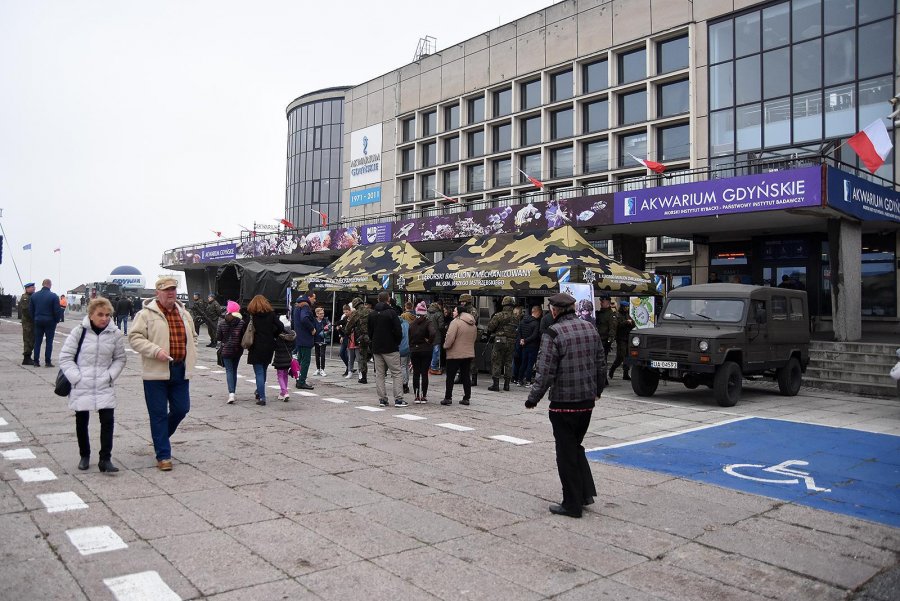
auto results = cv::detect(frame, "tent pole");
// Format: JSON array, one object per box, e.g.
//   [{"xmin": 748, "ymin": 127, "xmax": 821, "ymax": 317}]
[{"xmin": 330, "ymin": 291, "xmax": 337, "ymax": 359}]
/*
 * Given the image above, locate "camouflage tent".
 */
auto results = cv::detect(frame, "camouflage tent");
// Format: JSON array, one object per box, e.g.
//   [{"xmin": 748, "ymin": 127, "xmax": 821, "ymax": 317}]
[
  {"xmin": 400, "ymin": 225, "xmax": 657, "ymax": 296},
  {"xmin": 294, "ymin": 240, "xmax": 432, "ymax": 292}
]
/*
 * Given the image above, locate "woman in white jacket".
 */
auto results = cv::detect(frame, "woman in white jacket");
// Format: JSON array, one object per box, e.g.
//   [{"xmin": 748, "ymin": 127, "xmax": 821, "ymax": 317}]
[{"xmin": 59, "ymin": 297, "xmax": 126, "ymax": 472}]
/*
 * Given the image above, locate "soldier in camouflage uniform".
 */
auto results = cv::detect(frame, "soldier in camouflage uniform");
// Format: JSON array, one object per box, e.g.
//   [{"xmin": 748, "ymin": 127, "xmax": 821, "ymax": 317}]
[
  {"xmin": 486, "ymin": 296, "xmax": 519, "ymax": 391},
  {"xmin": 188, "ymin": 293, "xmax": 207, "ymax": 337},
  {"xmin": 18, "ymin": 283, "xmax": 36, "ymax": 365},
  {"xmin": 458, "ymin": 294, "xmax": 480, "ymax": 386},
  {"xmin": 204, "ymin": 294, "xmax": 222, "ymax": 347},
  {"xmin": 346, "ymin": 297, "xmax": 372, "ymax": 384},
  {"xmin": 595, "ymin": 294, "xmax": 619, "ymax": 360}
]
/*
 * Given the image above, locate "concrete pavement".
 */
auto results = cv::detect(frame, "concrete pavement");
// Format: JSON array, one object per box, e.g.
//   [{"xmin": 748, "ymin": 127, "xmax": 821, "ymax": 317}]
[{"xmin": 1, "ymin": 316, "xmax": 898, "ymax": 600}]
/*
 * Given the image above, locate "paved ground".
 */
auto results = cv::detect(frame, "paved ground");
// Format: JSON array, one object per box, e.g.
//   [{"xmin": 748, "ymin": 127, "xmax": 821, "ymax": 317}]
[{"xmin": 1, "ymin": 316, "xmax": 898, "ymax": 600}]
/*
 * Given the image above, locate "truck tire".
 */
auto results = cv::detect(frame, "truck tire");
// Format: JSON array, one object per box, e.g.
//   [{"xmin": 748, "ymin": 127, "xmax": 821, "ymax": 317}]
[
  {"xmin": 714, "ymin": 361, "xmax": 742, "ymax": 407},
  {"xmin": 776, "ymin": 357, "xmax": 802, "ymax": 396},
  {"xmin": 630, "ymin": 366, "xmax": 659, "ymax": 397}
]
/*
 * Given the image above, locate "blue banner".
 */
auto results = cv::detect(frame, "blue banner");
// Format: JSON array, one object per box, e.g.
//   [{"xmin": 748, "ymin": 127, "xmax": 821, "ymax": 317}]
[
  {"xmin": 826, "ymin": 167, "xmax": 900, "ymax": 223},
  {"xmin": 350, "ymin": 186, "xmax": 381, "ymax": 207}
]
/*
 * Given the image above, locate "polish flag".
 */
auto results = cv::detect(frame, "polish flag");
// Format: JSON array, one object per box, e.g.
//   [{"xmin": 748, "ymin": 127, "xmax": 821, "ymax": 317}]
[
  {"xmin": 210, "ymin": 229, "xmax": 222, "ymax": 238},
  {"xmin": 629, "ymin": 154, "xmax": 666, "ymax": 174},
  {"xmin": 53, "ymin": 247, "xmax": 61, "ymax": 253},
  {"xmin": 517, "ymin": 168, "xmax": 544, "ymax": 189},
  {"xmin": 238, "ymin": 224, "xmax": 257, "ymax": 237},
  {"xmin": 848, "ymin": 119, "xmax": 893, "ymax": 174},
  {"xmin": 278, "ymin": 218, "xmax": 295, "ymax": 229},
  {"xmin": 309, "ymin": 209, "xmax": 328, "ymax": 226},
  {"xmin": 433, "ymin": 189, "xmax": 458, "ymax": 203}
]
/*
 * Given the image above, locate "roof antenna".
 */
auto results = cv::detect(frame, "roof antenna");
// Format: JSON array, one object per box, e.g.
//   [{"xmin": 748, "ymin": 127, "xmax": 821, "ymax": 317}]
[{"xmin": 413, "ymin": 36, "xmax": 436, "ymax": 61}]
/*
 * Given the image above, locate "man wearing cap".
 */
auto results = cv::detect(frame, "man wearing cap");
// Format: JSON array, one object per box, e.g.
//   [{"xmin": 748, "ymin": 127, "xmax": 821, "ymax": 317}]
[
  {"xmin": 525, "ymin": 292, "xmax": 606, "ymax": 518},
  {"xmin": 346, "ymin": 297, "xmax": 372, "ymax": 384},
  {"xmin": 188, "ymin": 292, "xmax": 207, "ymax": 338},
  {"xmin": 18, "ymin": 282, "xmax": 36, "ymax": 365},
  {"xmin": 486, "ymin": 296, "xmax": 519, "ymax": 391},
  {"xmin": 608, "ymin": 300, "xmax": 635, "ymax": 381},
  {"xmin": 128, "ymin": 277, "xmax": 198, "ymax": 471},
  {"xmin": 29, "ymin": 278, "xmax": 64, "ymax": 367},
  {"xmin": 203, "ymin": 293, "xmax": 222, "ymax": 348},
  {"xmin": 595, "ymin": 294, "xmax": 619, "ymax": 360}
]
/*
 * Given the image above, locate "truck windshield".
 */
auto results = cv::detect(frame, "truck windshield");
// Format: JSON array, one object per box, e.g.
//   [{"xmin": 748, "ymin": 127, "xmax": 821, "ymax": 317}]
[{"xmin": 663, "ymin": 299, "xmax": 745, "ymax": 322}]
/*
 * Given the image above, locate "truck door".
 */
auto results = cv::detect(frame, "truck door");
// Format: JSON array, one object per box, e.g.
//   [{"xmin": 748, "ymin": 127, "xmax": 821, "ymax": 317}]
[{"xmin": 747, "ymin": 299, "xmax": 771, "ymax": 370}]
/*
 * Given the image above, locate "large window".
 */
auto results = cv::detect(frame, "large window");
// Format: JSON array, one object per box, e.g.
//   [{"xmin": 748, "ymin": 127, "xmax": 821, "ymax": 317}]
[
  {"xmin": 658, "ymin": 35, "xmax": 689, "ymax": 74},
  {"xmin": 423, "ymin": 110, "xmax": 437, "ymax": 136},
  {"xmin": 445, "ymin": 104, "xmax": 460, "ymax": 131},
  {"xmin": 421, "ymin": 173, "xmax": 436, "ymax": 200},
  {"xmin": 550, "ymin": 146, "xmax": 573, "ymax": 178},
  {"xmin": 467, "ymin": 130, "xmax": 484, "ymax": 157},
  {"xmin": 493, "ymin": 122, "xmax": 512, "ymax": 153},
  {"xmin": 422, "ymin": 141, "xmax": 436, "ymax": 167},
  {"xmin": 444, "ymin": 136, "xmax": 459, "ymax": 163},
  {"xmin": 584, "ymin": 58, "xmax": 608, "ymax": 93},
  {"xmin": 493, "ymin": 158, "xmax": 511, "ymax": 187},
  {"xmin": 658, "ymin": 79, "xmax": 689, "ymax": 117},
  {"xmin": 468, "ymin": 96, "xmax": 485, "ymax": 124},
  {"xmin": 494, "ymin": 87, "xmax": 512, "ymax": 117},
  {"xmin": 443, "ymin": 169, "xmax": 459, "ymax": 196},
  {"xmin": 618, "ymin": 47, "xmax": 646, "ymax": 84},
  {"xmin": 400, "ymin": 147, "xmax": 415, "ymax": 172},
  {"xmin": 521, "ymin": 115, "xmax": 541, "ymax": 146},
  {"xmin": 551, "ymin": 69, "xmax": 573, "ymax": 102},
  {"xmin": 467, "ymin": 163, "xmax": 485, "ymax": 191},
  {"xmin": 519, "ymin": 152, "xmax": 541, "ymax": 184},
  {"xmin": 521, "ymin": 79, "xmax": 541, "ymax": 110},
  {"xmin": 400, "ymin": 178, "xmax": 414, "ymax": 204},
  {"xmin": 584, "ymin": 99, "xmax": 608, "ymax": 133},
  {"xmin": 619, "ymin": 89, "xmax": 647, "ymax": 126},
  {"xmin": 619, "ymin": 132, "xmax": 647, "ymax": 168},
  {"xmin": 551, "ymin": 108, "xmax": 573, "ymax": 140},
  {"xmin": 401, "ymin": 117, "xmax": 416, "ymax": 142},
  {"xmin": 583, "ymin": 139, "xmax": 609, "ymax": 173},
  {"xmin": 658, "ymin": 124, "xmax": 690, "ymax": 160}
]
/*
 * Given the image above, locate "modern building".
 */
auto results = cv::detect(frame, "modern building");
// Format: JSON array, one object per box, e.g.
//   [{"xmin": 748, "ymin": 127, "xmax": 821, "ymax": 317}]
[{"xmin": 164, "ymin": 0, "xmax": 899, "ymax": 340}]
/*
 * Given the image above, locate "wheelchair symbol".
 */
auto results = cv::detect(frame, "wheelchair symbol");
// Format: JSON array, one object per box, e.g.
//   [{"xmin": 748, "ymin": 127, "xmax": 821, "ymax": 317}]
[{"xmin": 723, "ymin": 459, "xmax": 831, "ymax": 492}]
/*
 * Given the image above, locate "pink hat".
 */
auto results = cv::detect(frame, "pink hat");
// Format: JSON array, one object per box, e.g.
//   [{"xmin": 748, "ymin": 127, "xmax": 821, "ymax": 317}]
[
  {"xmin": 226, "ymin": 300, "xmax": 241, "ymax": 318},
  {"xmin": 415, "ymin": 301, "xmax": 428, "ymax": 315}
]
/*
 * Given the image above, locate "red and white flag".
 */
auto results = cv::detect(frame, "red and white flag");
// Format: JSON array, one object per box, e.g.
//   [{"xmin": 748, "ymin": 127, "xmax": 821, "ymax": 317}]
[
  {"xmin": 238, "ymin": 224, "xmax": 257, "ymax": 237},
  {"xmin": 517, "ymin": 168, "xmax": 544, "ymax": 189},
  {"xmin": 848, "ymin": 119, "xmax": 893, "ymax": 174},
  {"xmin": 629, "ymin": 154, "xmax": 666, "ymax": 174},
  {"xmin": 277, "ymin": 218, "xmax": 295, "ymax": 229},
  {"xmin": 53, "ymin": 247, "xmax": 61, "ymax": 253},
  {"xmin": 210, "ymin": 229, "xmax": 222, "ymax": 238},
  {"xmin": 433, "ymin": 189, "xmax": 458, "ymax": 204},
  {"xmin": 309, "ymin": 209, "xmax": 328, "ymax": 226}
]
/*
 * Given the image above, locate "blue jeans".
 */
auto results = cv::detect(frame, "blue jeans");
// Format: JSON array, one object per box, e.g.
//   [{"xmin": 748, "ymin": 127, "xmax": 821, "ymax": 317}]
[
  {"xmin": 517, "ymin": 346, "xmax": 538, "ymax": 382},
  {"xmin": 142, "ymin": 361, "xmax": 190, "ymax": 461},
  {"xmin": 116, "ymin": 315, "xmax": 129, "ymax": 334},
  {"xmin": 339, "ymin": 339, "xmax": 349, "ymax": 370},
  {"xmin": 430, "ymin": 344, "xmax": 440, "ymax": 370},
  {"xmin": 252, "ymin": 363, "xmax": 267, "ymax": 400},
  {"xmin": 223, "ymin": 356, "xmax": 239, "ymax": 393},
  {"xmin": 33, "ymin": 319, "xmax": 57, "ymax": 363}
]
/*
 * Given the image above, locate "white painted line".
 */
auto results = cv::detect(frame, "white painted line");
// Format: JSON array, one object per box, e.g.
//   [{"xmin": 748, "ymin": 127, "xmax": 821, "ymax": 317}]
[
  {"xmin": 491, "ymin": 435, "xmax": 532, "ymax": 445},
  {"xmin": 244, "ymin": 379, "xmax": 256, "ymax": 383},
  {"xmin": 396, "ymin": 414, "xmax": 427, "ymax": 421},
  {"xmin": 16, "ymin": 467, "xmax": 57, "ymax": 482},
  {"xmin": 0, "ymin": 432, "xmax": 21, "ymax": 444},
  {"xmin": 210, "ymin": 370, "xmax": 225, "ymax": 374},
  {"xmin": 2, "ymin": 448, "xmax": 36, "ymax": 460},
  {"xmin": 357, "ymin": 406, "xmax": 385, "ymax": 412},
  {"xmin": 322, "ymin": 397, "xmax": 348, "ymax": 404},
  {"xmin": 585, "ymin": 416, "xmax": 753, "ymax": 451},
  {"xmin": 195, "ymin": 365, "xmax": 209, "ymax": 370},
  {"xmin": 67, "ymin": 526, "xmax": 128, "ymax": 555},
  {"xmin": 0, "ymin": 417, "xmax": 8, "ymax": 426},
  {"xmin": 38, "ymin": 491, "xmax": 88, "ymax": 513},
  {"xmin": 104, "ymin": 571, "xmax": 181, "ymax": 601},
  {"xmin": 294, "ymin": 391, "xmax": 318, "ymax": 397},
  {"xmin": 268, "ymin": 385, "xmax": 281, "ymax": 390},
  {"xmin": 436, "ymin": 423, "xmax": 475, "ymax": 432}
]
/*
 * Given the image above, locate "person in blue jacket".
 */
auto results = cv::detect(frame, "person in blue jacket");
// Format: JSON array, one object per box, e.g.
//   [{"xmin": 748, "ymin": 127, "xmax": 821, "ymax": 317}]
[
  {"xmin": 291, "ymin": 295, "xmax": 316, "ymax": 390},
  {"xmin": 29, "ymin": 278, "xmax": 64, "ymax": 367}
]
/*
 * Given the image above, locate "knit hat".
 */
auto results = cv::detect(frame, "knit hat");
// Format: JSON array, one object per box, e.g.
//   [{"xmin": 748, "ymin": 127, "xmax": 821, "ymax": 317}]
[
  {"xmin": 226, "ymin": 300, "xmax": 241, "ymax": 318},
  {"xmin": 415, "ymin": 301, "xmax": 428, "ymax": 315}
]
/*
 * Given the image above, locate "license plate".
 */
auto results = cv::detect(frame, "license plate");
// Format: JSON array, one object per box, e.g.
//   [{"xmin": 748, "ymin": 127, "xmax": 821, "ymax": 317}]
[{"xmin": 650, "ymin": 360, "xmax": 677, "ymax": 369}]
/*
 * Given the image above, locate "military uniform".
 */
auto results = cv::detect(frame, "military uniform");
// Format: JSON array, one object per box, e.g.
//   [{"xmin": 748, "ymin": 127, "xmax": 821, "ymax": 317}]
[
  {"xmin": 486, "ymin": 296, "xmax": 519, "ymax": 391},
  {"xmin": 595, "ymin": 300, "xmax": 619, "ymax": 359},
  {"xmin": 18, "ymin": 286, "xmax": 35, "ymax": 365},
  {"xmin": 204, "ymin": 297, "xmax": 222, "ymax": 347},
  {"xmin": 459, "ymin": 294, "xmax": 480, "ymax": 385},
  {"xmin": 189, "ymin": 295, "xmax": 207, "ymax": 337},
  {"xmin": 346, "ymin": 299, "xmax": 372, "ymax": 382},
  {"xmin": 608, "ymin": 304, "xmax": 635, "ymax": 380}
]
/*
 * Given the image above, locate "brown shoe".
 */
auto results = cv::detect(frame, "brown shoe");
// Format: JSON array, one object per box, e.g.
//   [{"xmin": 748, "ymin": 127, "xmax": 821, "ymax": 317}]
[{"xmin": 157, "ymin": 459, "xmax": 173, "ymax": 471}]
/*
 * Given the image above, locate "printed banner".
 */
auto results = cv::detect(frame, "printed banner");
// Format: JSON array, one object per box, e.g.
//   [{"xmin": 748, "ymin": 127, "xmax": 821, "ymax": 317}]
[
  {"xmin": 199, "ymin": 243, "xmax": 237, "ymax": 263},
  {"xmin": 350, "ymin": 186, "xmax": 382, "ymax": 207},
  {"xmin": 349, "ymin": 125, "xmax": 382, "ymax": 188},
  {"xmin": 360, "ymin": 223, "xmax": 392, "ymax": 244},
  {"xmin": 826, "ymin": 166, "xmax": 900, "ymax": 223},
  {"xmin": 561, "ymin": 282, "xmax": 595, "ymax": 325}
]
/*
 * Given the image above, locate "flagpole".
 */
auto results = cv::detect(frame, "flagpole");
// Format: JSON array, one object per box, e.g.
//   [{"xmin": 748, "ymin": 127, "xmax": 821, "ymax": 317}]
[{"xmin": 0, "ymin": 219, "xmax": 26, "ymax": 288}]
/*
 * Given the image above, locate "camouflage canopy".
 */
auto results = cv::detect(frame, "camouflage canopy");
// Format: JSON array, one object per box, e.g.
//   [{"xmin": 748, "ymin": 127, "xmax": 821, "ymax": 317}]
[
  {"xmin": 400, "ymin": 225, "xmax": 658, "ymax": 296},
  {"xmin": 294, "ymin": 240, "xmax": 432, "ymax": 292}
]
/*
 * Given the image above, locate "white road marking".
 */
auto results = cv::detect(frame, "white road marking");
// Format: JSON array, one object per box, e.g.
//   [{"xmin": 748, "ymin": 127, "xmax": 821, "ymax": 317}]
[
  {"xmin": 244, "ymin": 379, "xmax": 256, "ymax": 383},
  {"xmin": 491, "ymin": 435, "xmax": 532, "ymax": 445},
  {"xmin": 0, "ymin": 417, "xmax": 8, "ymax": 426},
  {"xmin": 16, "ymin": 467, "xmax": 57, "ymax": 482},
  {"xmin": 357, "ymin": 406, "xmax": 385, "ymax": 412},
  {"xmin": 2, "ymin": 448, "xmax": 36, "ymax": 460},
  {"xmin": 436, "ymin": 423, "xmax": 474, "ymax": 432},
  {"xmin": 268, "ymin": 385, "xmax": 281, "ymax": 390},
  {"xmin": 104, "ymin": 571, "xmax": 181, "ymax": 601},
  {"xmin": 195, "ymin": 365, "xmax": 209, "ymax": 370},
  {"xmin": 322, "ymin": 397, "xmax": 348, "ymax": 404},
  {"xmin": 0, "ymin": 432, "xmax": 21, "ymax": 444},
  {"xmin": 396, "ymin": 414, "xmax": 427, "ymax": 421},
  {"xmin": 210, "ymin": 370, "xmax": 224, "ymax": 374},
  {"xmin": 67, "ymin": 526, "xmax": 128, "ymax": 555},
  {"xmin": 585, "ymin": 417, "xmax": 753, "ymax": 451},
  {"xmin": 38, "ymin": 491, "xmax": 88, "ymax": 513},
  {"xmin": 294, "ymin": 391, "xmax": 317, "ymax": 397}
]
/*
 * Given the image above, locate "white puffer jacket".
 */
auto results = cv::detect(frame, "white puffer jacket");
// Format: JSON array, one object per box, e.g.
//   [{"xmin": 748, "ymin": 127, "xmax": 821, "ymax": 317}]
[{"xmin": 59, "ymin": 317, "xmax": 127, "ymax": 411}]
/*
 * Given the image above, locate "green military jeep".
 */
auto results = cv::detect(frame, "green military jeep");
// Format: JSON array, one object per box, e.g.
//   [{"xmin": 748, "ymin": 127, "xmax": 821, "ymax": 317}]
[{"xmin": 626, "ymin": 284, "xmax": 810, "ymax": 407}]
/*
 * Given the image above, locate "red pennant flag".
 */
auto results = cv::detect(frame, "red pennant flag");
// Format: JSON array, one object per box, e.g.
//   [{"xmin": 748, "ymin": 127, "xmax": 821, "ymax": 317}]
[
  {"xmin": 629, "ymin": 154, "xmax": 666, "ymax": 174},
  {"xmin": 53, "ymin": 247, "xmax": 61, "ymax": 253},
  {"xmin": 848, "ymin": 119, "xmax": 893, "ymax": 174},
  {"xmin": 517, "ymin": 168, "xmax": 544, "ymax": 189},
  {"xmin": 433, "ymin": 189, "xmax": 458, "ymax": 204},
  {"xmin": 278, "ymin": 218, "xmax": 295, "ymax": 229},
  {"xmin": 210, "ymin": 229, "xmax": 222, "ymax": 238},
  {"xmin": 238, "ymin": 224, "xmax": 257, "ymax": 238},
  {"xmin": 310, "ymin": 209, "xmax": 328, "ymax": 226}
]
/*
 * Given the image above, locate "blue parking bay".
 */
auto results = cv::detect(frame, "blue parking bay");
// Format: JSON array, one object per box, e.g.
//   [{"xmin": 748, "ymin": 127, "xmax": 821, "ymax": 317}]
[{"xmin": 587, "ymin": 417, "xmax": 900, "ymax": 528}]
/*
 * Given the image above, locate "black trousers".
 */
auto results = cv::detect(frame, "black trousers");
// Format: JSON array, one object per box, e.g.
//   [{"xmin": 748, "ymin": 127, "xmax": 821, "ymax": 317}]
[
  {"xmin": 315, "ymin": 344, "xmax": 326, "ymax": 370},
  {"xmin": 410, "ymin": 351, "xmax": 432, "ymax": 397},
  {"xmin": 549, "ymin": 409, "xmax": 596, "ymax": 511},
  {"xmin": 444, "ymin": 358, "xmax": 471, "ymax": 401},
  {"xmin": 76, "ymin": 408, "xmax": 115, "ymax": 460}
]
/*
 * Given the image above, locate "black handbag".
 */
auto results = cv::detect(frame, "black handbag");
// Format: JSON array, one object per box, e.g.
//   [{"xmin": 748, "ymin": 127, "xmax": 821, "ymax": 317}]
[{"xmin": 54, "ymin": 327, "xmax": 88, "ymax": 397}]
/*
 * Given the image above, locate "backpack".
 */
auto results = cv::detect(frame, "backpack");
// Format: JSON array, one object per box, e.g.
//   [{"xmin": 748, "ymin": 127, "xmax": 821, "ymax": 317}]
[{"xmin": 399, "ymin": 319, "xmax": 410, "ymax": 356}]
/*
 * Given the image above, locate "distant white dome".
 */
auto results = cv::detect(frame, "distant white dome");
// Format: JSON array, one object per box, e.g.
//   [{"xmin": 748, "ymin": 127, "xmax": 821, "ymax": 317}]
[{"xmin": 108, "ymin": 265, "xmax": 145, "ymax": 288}]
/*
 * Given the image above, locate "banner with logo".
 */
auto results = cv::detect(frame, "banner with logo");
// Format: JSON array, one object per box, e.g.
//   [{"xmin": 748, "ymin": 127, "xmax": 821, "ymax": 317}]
[
  {"xmin": 360, "ymin": 223, "xmax": 392, "ymax": 245},
  {"xmin": 561, "ymin": 282, "xmax": 595, "ymax": 325},
  {"xmin": 349, "ymin": 124, "xmax": 382, "ymax": 188},
  {"xmin": 826, "ymin": 166, "xmax": 900, "ymax": 223},
  {"xmin": 199, "ymin": 243, "xmax": 237, "ymax": 263}
]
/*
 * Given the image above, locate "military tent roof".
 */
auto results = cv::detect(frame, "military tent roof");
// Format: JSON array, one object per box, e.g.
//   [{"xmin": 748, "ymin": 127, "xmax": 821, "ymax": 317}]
[{"xmin": 295, "ymin": 240, "xmax": 432, "ymax": 292}]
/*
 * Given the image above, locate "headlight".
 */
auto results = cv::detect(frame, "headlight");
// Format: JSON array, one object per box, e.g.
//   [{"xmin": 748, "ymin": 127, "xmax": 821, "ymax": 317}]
[
  {"xmin": 631, "ymin": 335, "xmax": 641, "ymax": 347},
  {"xmin": 698, "ymin": 340, "xmax": 709, "ymax": 352}
]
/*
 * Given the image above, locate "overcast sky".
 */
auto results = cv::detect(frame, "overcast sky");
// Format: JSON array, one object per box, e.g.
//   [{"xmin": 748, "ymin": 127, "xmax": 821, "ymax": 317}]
[{"xmin": 0, "ymin": 0, "xmax": 552, "ymax": 295}]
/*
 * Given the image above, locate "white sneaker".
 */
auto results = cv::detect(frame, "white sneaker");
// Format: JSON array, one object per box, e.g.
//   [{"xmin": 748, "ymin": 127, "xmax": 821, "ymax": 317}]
[
  {"xmin": 344, "ymin": 371, "xmax": 352, "ymax": 379},
  {"xmin": 320, "ymin": 370, "xmax": 327, "ymax": 377},
  {"xmin": 227, "ymin": 393, "xmax": 235, "ymax": 404}
]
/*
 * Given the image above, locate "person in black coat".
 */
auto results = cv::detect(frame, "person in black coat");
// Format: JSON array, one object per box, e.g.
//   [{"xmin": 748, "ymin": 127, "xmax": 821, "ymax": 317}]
[
  {"xmin": 246, "ymin": 295, "xmax": 284, "ymax": 406},
  {"xmin": 515, "ymin": 305, "xmax": 543, "ymax": 385},
  {"xmin": 367, "ymin": 291, "xmax": 406, "ymax": 407}
]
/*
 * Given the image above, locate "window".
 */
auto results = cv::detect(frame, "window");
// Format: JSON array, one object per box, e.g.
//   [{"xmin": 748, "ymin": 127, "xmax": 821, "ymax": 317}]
[
  {"xmin": 764, "ymin": 97, "xmax": 791, "ymax": 146},
  {"xmin": 467, "ymin": 129, "xmax": 484, "ymax": 157},
  {"xmin": 789, "ymin": 298, "xmax": 804, "ymax": 320},
  {"xmin": 735, "ymin": 56, "xmax": 761, "ymax": 104},
  {"xmin": 858, "ymin": 20, "xmax": 893, "ymax": 80},
  {"xmin": 521, "ymin": 79, "xmax": 541, "ymax": 110},
  {"xmin": 763, "ymin": 3, "xmax": 789, "ymax": 49},
  {"xmin": 793, "ymin": 91, "xmax": 823, "ymax": 142},
  {"xmin": 443, "ymin": 169, "xmax": 459, "ymax": 195},
  {"xmin": 736, "ymin": 104, "xmax": 762, "ymax": 150},
  {"xmin": 467, "ymin": 163, "xmax": 485, "ymax": 191},
  {"xmin": 771, "ymin": 296, "xmax": 788, "ymax": 321},
  {"xmin": 710, "ymin": 63, "xmax": 734, "ymax": 110},
  {"xmin": 550, "ymin": 146, "xmax": 573, "ymax": 178},
  {"xmin": 444, "ymin": 136, "xmax": 459, "ymax": 163},
  {"xmin": 793, "ymin": 39, "xmax": 822, "ymax": 92},
  {"xmin": 658, "ymin": 124, "xmax": 690, "ymax": 160},
  {"xmin": 658, "ymin": 35, "xmax": 689, "ymax": 74},
  {"xmin": 551, "ymin": 108, "xmax": 573, "ymax": 140},
  {"xmin": 825, "ymin": 83, "xmax": 855, "ymax": 137},
  {"xmin": 422, "ymin": 141, "xmax": 436, "ymax": 167},
  {"xmin": 400, "ymin": 147, "xmax": 415, "ymax": 172},
  {"xmin": 583, "ymin": 58, "xmax": 608, "ymax": 93},
  {"xmin": 583, "ymin": 139, "xmax": 609, "ymax": 173},
  {"xmin": 584, "ymin": 100, "xmax": 608, "ymax": 133},
  {"xmin": 824, "ymin": 30, "xmax": 855, "ymax": 86},
  {"xmin": 493, "ymin": 158, "xmax": 511, "ymax": 187},
  {"xmin": 735, "ymin": 11, "xmax": 760, "ymax": 57},
  {"xmin": 658, "ymin": 236, "xmax": 691, "ymax": 251},
  {"xmin": 859, "ymin": 76, "xmax": 893, "ymax": 127},
  {"xmin": 551, "ymin": 69, "xmax": 573, "ymax": 102},
  {"xmin": 709, "ymin": 20, "xmax": 733, "ymax": 63},
  {"xmin": 400, "ymin": 178, "xmax": 414, "ymax": 203},
  {"xmin": 421, "ymin": 173, "xmax": 436, "ymax": 199},
  {"xmin": 619, "ymin": 89, "xmax": 647, "ymax": 126},
  {"xmin": 763, "ymin": 48, "xmax": 790, "ymax": 99},
  {"xmin": 519, "ymin": 153, "xmax": 541, "ymax": 184},
  {"xmin": 658, "ymin": 79, "xmax": 689, "ymax": 117},
  {"xmin": 619, "ymin": 132, "xmax": 647, "ymax": 168},
  {"xmin": 618, "ymin": 47, "xmax": 646, "ymax": 84},
  {"xmin": 793, "ymin": 0, "xmax": 821, "ymax": 42},
  {"xmin": 521, "ymin": 115, "xmax": 541, "ymax": 146},
  {"xmin": 423, "ymin": 110, "xmax": 437, "ymax": 136},
  {"xmin": 494, "ymin": 87, "xmax": 512, "ymax": 117},
  {"xmin": 493, "ymin": 122, "xmax": 511, "ymax": 153},
  {"xmin": 401, "ymin": 117, "xmax": 416, "ymax": 142},
  {"xmin": 445, "ymin": 104, "xmax": 460, "ymax": 130},
  {"xmin": 468, "ymin": 96, "xmax": 485, "ymax": 124}
]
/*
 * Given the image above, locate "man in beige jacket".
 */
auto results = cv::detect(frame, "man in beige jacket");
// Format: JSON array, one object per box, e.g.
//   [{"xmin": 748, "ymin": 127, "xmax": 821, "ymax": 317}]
[{"xmin": 128, "ymin": 277, "xmax": 197, "ymax": 471}]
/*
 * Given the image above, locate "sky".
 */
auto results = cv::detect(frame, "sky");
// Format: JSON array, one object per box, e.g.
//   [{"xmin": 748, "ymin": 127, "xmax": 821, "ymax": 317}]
[{"xmin": 0, "ymin": 0, "xmax": 553, "ymax": 295}]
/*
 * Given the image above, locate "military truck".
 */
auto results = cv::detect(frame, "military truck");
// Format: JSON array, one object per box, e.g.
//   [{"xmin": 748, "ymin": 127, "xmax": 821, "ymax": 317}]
[{"xmin": 626, "ymin": 284, "xmax": 810, "ymax": 407}]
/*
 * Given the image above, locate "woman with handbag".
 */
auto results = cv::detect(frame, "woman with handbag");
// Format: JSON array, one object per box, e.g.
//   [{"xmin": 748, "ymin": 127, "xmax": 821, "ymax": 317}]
[
  {"xmin": 245, "ymin": 295, "xmax": 283, "ymax": 406},
  {"xmin": 58, "ymin": 297, "xmax": 126, "ymax": 472},
  {"xmin": 216, "ymin": 301, "xmax": 244, "ymax": 404}
]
